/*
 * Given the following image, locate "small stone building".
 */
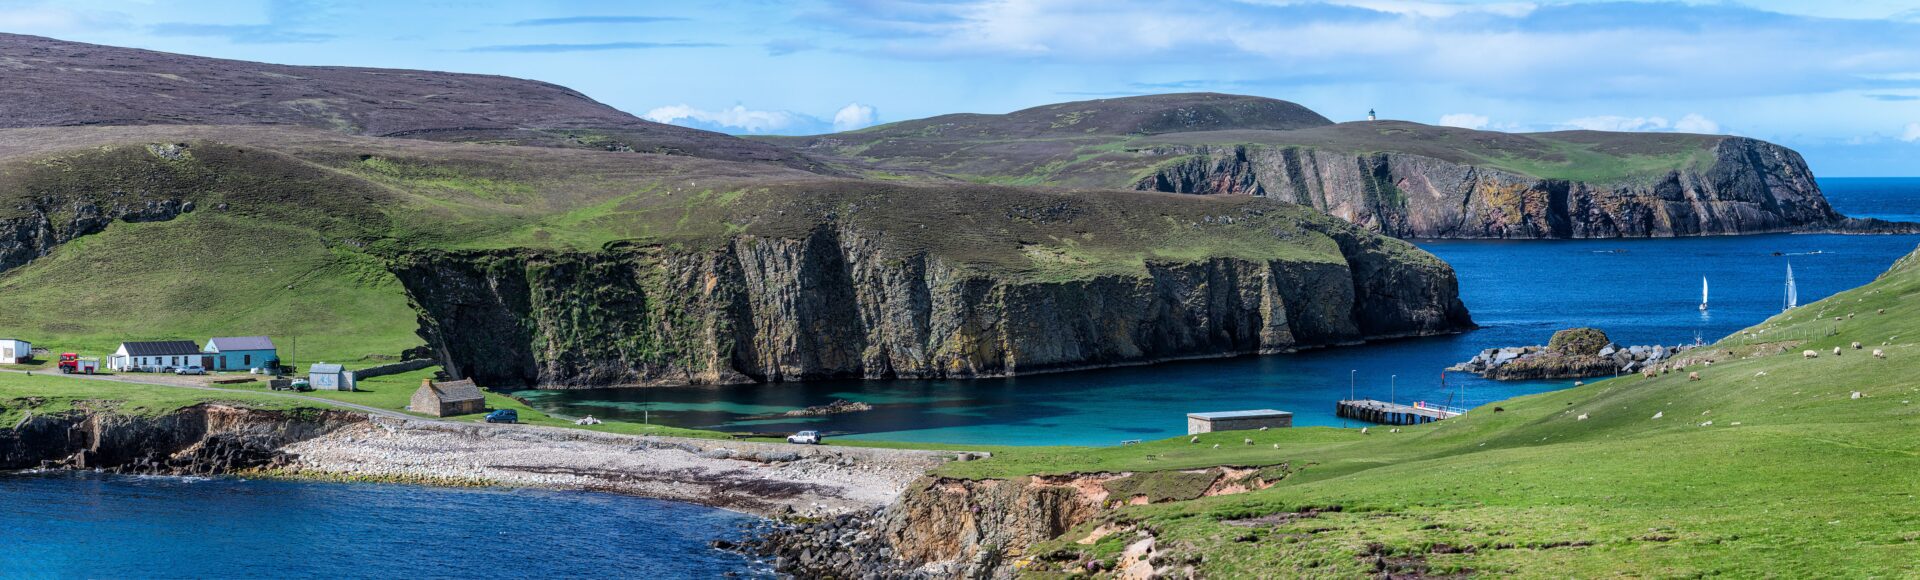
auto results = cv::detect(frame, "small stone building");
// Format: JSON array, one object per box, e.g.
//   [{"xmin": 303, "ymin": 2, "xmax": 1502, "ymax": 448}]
[
  {"xmin": 409, "ymin": 378, "xmax": 487, "ymax": 417},
  {"xmin": 1188, "ymin": 409, "xmax": 1293, "ymax": 434}
]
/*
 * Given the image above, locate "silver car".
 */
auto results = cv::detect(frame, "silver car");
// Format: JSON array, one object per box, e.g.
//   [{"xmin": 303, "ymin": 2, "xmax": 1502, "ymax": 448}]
[
  {"xmin": 175, "ymin": 365, "xmax": 206, "ymax": 375},
  {"xmin": 786, "ymin": 430, "xmax": 822, "ymax": 445}
]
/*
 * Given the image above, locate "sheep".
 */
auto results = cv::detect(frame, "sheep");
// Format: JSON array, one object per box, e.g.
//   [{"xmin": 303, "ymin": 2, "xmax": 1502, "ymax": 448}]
[
  {"xmin": 1577, "ymin": 413, "xmax": 1589, "ymax": 421},
  {"xmin": 1272, "ymin": 443, "xmax": 1280, "ymax": 449},
  {"xmin": 1754, "ymin": 371, "xmax": 1769, "ymax": 377},
  {"xmin": 1688, "ymin": 372, "xmax": 1701, "ymax": 381},
  {"xmin": 1212, "ymin": 443, "xmax": 1221, "ymax": 449},
  {"xmin": 1574, "ymin": 381, "xmax": 1584, "ymax": 386},
  {"xmin": 1851, "ymin": 391, "xmax": 1863, "ymax": 400},
  {"xmin": 1879, "ymin": 308, "xmax": 1886, "ymax": 315},
  {"xmin": 1643, "ymin": 368, "xmax": 1659, "ymax": 379},
  {"xmin": 1874, "ymin": 349, "xmax": 1886, "ymax": 359},
  {"xmin": 1361, "ymin": 427, "xmax": 1370, "ymax": 435},
  {"xmin": 1852, "ymin": 341, "xmax": 1863, "ymax": 350},
  {"xmin": 1804, "ymin": 350, "xmax": 1820, "ymax": 359},
  {"xmin": 1244, "ymin": 438, "xmax": 1254, "ymax": 446},
  {"xmin": 1190, "ymin": 436, "xmax": 1200, "ymax": 444},
  {"xmin": 1700, "ymin": 420, "xmax": 1714, "ymax": 426},
  {"xmin": 1258, "ymin": 426, "xmax": 1269, "ymax": 431},
  {"xmin": 1652, "ymin": 411, "xmax": 1664, "ymax": 420},
  {"xmin": 1834, "ymin": 346, "xmax": 1844, "ymax": 356}
]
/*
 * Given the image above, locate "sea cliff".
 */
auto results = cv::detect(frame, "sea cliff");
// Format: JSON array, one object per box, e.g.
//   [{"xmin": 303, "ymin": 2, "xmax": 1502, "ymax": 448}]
[
  {"xmin": 392, "ymin": 220, "xmax": 1472, "ymax": 388},
  {"xmin": 1134, "ymin": 137, "xmax": 1913, "ymax": 239}
]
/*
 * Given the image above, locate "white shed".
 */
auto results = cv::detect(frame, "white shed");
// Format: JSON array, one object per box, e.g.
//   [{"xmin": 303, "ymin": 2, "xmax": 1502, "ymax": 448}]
[
  {"xmin": 0, "ymin": 339, "xmax": 31, "ymax": 364},
  {"xmin": 309, "ymin": 363, "xmax": 351, "ymax": 391}
]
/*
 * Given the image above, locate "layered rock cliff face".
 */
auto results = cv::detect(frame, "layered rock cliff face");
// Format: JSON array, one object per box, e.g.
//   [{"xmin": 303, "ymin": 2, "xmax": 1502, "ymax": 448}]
[
  {"xmin": 0, "ymin": 195, "xmax": 193, "ymax": 274},
  {"xmin": 393, "ymin": 223, "xmax": 1472, "ymax": 388},
  {"xmin": 1135, "ymin": 138, "xmax": 1906, "ymax": 239},
  {"xmin": 0, "ymin": 404, "xmax": 362, "ymax": 474}
]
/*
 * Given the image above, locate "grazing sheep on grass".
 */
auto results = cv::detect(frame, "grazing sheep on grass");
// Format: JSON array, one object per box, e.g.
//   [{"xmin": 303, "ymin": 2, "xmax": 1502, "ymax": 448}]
[
  {"xmin": 1190, "ymin": 436, "xmax": 1200, "ymax": 444},
  {"xmin": 1804, "ymin": 350, "xmax": 1820, "ymax": 359},
  {"xmin": 1652, "ymin": 411, "xmax": 1664, "ymax": 420},
  {"xmin": 1851, "ymin": 391, "xmax": 1863, "ymax": 400},
  {"xmin": 1852, "ymin": 341, "xmax": 1863, "ymax": 350},
  {"xmin": 1272, "ymin": 443, "xmax": 1279, "ymax": 449},
  {"xmin": 1574, "ymin": 381, "xmax": 1584, "ymax": 386},
  {"xmin": 1577, "ymin": 413, "xmax": 1589, "ymax": 421},
  {"xmin": 1878, "ymin": 308, "xmax": 1885, "ymax": 315},
  {"xmin": 1361, "ymin": 427, "xmax": 1370, "ymax": 435},
  {"xmin": 1688, "ymin": 372, "xmax": 1701, "ymax": 381},
  {"xmin": 1874, "ymin": 349, "xmax": 1886, "ymax": 359},
  {"xmin": 1212, "ymin": 444, "xmax": 1221, "ymax": 449},
  {"xmin": 1244, "ymin": 438, "xmax": 1253, "ymax": 446},
  {"xmin": 1258, "ymin": 426, "xmax": 1269, "ymax": 431},
  {"xmin": 1834, "ymin": 346, "xmax": 1844, "ymax": 356},
  {"xmin": 1643, "ymin": 368, "xmax": 1659, "ymax": 379}
]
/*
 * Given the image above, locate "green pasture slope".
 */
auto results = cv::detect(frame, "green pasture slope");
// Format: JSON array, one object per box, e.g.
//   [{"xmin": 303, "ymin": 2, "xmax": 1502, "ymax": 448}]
[{"xmin": 954, "ymin": 245, "xmax": 1920, "ymax": 577}]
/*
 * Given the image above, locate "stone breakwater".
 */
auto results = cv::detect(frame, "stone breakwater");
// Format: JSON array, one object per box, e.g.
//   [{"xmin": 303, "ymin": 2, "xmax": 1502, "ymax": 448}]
[{"xmin": 279, "ymin": 417, "xmax": 948, "ymax": 517}]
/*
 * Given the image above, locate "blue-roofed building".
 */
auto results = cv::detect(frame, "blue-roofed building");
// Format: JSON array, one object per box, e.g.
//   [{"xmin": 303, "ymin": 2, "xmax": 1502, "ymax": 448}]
[
  {"xmin": 1187, "ymin": 409, "xmax": 1293, "ymax": 434},
  {"xmin": 203, "ymin": 336, "xmax": 278, "ymax": 371}
]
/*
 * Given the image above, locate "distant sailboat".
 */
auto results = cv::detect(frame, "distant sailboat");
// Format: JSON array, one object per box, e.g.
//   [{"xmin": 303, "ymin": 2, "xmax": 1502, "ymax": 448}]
[
  {"xmin": 1784, "ymin": 263, "xmax": 1799, "ymax": 311},
  {"xmin": 1699, "ymin": 277, "xmax": 1709, "ymax": 311}
]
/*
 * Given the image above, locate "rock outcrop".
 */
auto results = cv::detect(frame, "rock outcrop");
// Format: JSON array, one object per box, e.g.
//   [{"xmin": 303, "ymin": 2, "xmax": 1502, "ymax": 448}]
[
  {"xmin": 0, "ymin": 404, "xmax": 361, "ymax": 475},
  {"xmin": 392, "ymin": 223, "xmax": 1473, "ymax": 388},
  {"xmin": 1135, "ymin": 138, "xmax": 1915, "ymax": 239},
  {"xmin": 1451, "ymin": 328, "xmax": 1694, "ymax": 380}
]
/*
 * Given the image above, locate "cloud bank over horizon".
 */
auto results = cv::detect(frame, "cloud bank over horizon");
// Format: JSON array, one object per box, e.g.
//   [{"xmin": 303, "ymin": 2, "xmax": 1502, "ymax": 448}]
[{"xmin": 0, "ymin": 0, "xmax": 1916, "ymax": 174}]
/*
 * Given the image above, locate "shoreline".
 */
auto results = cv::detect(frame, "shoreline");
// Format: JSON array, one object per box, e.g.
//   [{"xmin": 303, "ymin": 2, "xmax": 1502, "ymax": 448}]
[{"xmin": 273, "ymin": 415, "xmax": 952, "ymax": 518}]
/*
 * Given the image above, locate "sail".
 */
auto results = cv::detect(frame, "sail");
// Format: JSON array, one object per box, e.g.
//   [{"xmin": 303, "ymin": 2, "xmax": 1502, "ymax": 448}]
[
  {"xmin": 1784, "ymin": 264, "xmax": 1798, "ymax": 310},
  {"xmin": 1702, "ymin": 277, "xmax": 1709, "ymax": 305}
]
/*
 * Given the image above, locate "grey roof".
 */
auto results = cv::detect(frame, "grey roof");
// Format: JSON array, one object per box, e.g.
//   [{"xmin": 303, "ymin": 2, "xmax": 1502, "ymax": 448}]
[
  {"xmin": 309, "ymin": 363, "xmax": 344, "ymax": 374},
  {"xmin": 1188, "ymin": 409, "xmax": 1292, "ymax": 420},
  {"xmin": 121, "ymin": 340, "xmax": 202, "ymax": 356},
  {"xmin": 423, "ymin": 379, "xmax": 485, "ymax": 403},
  {"xmin": 207, "ymin": 336, "xmax": 276, "ymax": 351}
]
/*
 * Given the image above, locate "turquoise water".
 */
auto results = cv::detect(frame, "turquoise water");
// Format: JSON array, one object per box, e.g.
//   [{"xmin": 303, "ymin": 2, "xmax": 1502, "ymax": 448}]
[
  {"xmin": 0, "ymin": 471, "xmax": 769, "ymax": 578},
  {"xmin": 518, "ymin": 178, "xmax": 1920, "ymax": 446}
]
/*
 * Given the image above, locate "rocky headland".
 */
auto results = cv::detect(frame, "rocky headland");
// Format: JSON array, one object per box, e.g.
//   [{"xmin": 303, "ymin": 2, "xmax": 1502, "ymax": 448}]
[{"xmin": 1451, "ymin": 328, "xmax": 1694, "ymax": 380}]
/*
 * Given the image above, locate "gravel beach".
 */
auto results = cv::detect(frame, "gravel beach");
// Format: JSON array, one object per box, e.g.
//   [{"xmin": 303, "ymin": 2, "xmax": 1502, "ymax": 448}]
[{"xmin": 281, "ymin": 417, "xmax": 951, "ymax": 517}]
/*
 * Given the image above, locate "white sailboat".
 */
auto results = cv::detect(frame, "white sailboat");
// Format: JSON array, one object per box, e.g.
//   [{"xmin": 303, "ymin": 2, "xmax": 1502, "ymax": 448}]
[
  {"xmin": 1783, "ymin": 263, "xmax": 1798, "ymax": 311},
  {"xmin": 1699, "ymin": 277, "xmax": 1709, "ymax": 311}
]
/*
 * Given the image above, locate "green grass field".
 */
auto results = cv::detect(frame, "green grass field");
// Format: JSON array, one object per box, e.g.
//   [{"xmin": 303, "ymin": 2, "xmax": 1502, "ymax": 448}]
[{"xmin": 958, "ymin": 245, "xmax": 1920, "ymax": 577}]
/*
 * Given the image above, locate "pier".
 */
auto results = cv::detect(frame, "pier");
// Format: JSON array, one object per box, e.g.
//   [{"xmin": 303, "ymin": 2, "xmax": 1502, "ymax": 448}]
[{"xmin": 1336, "ymin": 399, "xmax": 1465, "ymax": 426}]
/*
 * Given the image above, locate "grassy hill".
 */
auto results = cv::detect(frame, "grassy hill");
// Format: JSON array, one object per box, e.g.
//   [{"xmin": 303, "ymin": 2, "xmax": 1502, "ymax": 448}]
[
  {"xmin": 0, "ymin": 125, "xmax": 1404, "ymax": 366},
  {"xmin": 940, "ymin": 244, "xmax": 1920, "ymax": 577},
  {"xmin": 763, "ymin": 97, "xmax": 1727, "ymax": 189},
  {"xmin": 0, "ymin": 33, "xmax": 822, "ymax": 170}
]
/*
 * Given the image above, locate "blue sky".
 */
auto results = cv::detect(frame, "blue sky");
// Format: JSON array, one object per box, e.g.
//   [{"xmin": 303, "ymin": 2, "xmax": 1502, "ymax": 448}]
[{"xmin": 3, "ymin": 0, "xmax": 1918, "ymax": 175}]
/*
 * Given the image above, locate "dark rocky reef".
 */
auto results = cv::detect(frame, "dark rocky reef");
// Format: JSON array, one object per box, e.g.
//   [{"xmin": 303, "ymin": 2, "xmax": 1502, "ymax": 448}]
[
  {"xmin": 0, "ymin": 404, "xmax": 362, "ymax": 475},
  {"xmin": 1451, "ymin": 328, "xmax": 1694, "ymax": 380},
  {"xmin": 392, "ymin": 223, "xmax": 1473, "ymax": 388},
  {"xmin": 1135, "ymin": 137, "xmax": 1917, "ymax": 239}
]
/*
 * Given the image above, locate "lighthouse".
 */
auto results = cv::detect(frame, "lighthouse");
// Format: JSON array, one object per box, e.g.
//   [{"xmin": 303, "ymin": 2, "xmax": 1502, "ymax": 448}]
[{"xmin": 1367, "ymin": 108, "xmax": 1377, "ymax": 121}]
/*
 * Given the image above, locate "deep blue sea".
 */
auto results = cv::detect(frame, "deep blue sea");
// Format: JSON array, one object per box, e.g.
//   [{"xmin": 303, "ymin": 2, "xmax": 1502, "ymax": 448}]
[
  {"xmin": 518, "ymin": 177, "xmax": 1920, "ymax": 446},
  {"xmin": 0, "ymin": 471, "xmax": 769, "ymax": 578}
]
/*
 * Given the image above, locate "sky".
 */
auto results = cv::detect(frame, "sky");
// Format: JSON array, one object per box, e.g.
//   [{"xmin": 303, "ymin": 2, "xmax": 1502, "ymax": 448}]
[{"xmin": 2, "ymin": 0, "xmax": 1918, "ymax": 176}]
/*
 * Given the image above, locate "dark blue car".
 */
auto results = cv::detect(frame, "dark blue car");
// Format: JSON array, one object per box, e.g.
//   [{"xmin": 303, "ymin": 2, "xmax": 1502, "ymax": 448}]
[{"xmin": 485, "ymin": 409, "xmax": 518, "ymax": 424}]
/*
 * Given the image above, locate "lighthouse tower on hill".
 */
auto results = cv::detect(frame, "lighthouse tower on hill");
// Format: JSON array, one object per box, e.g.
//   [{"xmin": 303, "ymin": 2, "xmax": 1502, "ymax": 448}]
[{"xmin": 1367, "ymin": 109, "xmax": 1377, "ymax": 121}]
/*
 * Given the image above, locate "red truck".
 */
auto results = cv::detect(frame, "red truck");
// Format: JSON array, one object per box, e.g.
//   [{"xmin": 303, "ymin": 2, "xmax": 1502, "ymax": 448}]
[{"xmin": 58, "ymin": 353, "xmax": 99, "ymax": 374}]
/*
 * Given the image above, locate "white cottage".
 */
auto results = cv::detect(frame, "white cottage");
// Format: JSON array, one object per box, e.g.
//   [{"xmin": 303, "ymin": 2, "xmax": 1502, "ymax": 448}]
[
  {"xmin": 110, "ymin": 341, "xmax": 204, "ymax": 371},
  {"xmin": 0, "ymin": 339, "xmax": 31, "ymax": 364}
]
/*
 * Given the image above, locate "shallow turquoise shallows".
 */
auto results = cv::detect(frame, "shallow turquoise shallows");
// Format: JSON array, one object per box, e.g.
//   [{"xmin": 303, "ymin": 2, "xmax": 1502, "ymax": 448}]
[
  {"xmin": 0, "ymin": 472, "xmax": 770, "ymax": 578},
  {"xmin": 516, "ymin": 178, "xmax": 1920, "ymax": 446}
]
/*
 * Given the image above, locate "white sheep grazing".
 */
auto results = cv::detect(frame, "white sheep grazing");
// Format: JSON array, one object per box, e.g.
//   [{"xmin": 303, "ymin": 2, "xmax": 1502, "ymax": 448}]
[
  {"xmin": 1244, "ymin": 438, "xmax": 1253, "ymax": 446},
  {"xmin": 1878, "ymin": 308, "xmax": 1886, "ymax": 315},
  {"xmin": 1834, "ymin": 346, "xmax": 1844, "ymax": 356},
  {"xmin": 1851, "ymin": 391, "xmax": 1863, "ymax": 400},
  {"xmin": 1652, "ymin": 411, "xmax": 1664, "ymax": 420},
  {"xmin": 1577, "ymin": 413, "xmax": 1589, "ymax": 421},
  {"xmin": 1361, "ymin": 427, "xmax": 1370, "ymax": 435},
  {"xmin": 1688, "ymin": 372, "xmax": 1701, "ymax": 381},
  {"xmin": 1258, "ymin": 426, "xmax": 1269, "ymax": 431},
  {"xmin": 1804, "ymin": 350, "xmax": 1820, "ymax": 359},
  {"xmin": 1852, "ymin": 341, "xmax": 1863, "ymax": 350},
  {"xmin": 1574, "ymin": 381, "xmax": 1584, "ymax": 386},
  {"xmin": 1190, "ymin": 436, "xmax": 1200, "ymax": 444},
  {"xmin": 1700, "ymin": 420, "xmax": 1713, "ymax": 426},
  {"xmin": 1755, "ymin": 371, "xmax": 1769, "ymax": 377},
  {"xmin": 1874, "ymin": 349, "xmax": 1886, "ymax": 359},
  {"xmin": 1272, "ymin": 443, "xmax": 1280, "ymax": 449},
  {"xmin": 1212, "ymin": 443, "xmax": 1221, "ymax": 449}
]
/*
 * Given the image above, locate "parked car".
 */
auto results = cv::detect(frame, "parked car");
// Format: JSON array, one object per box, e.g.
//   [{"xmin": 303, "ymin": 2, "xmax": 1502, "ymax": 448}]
[
  {"xmin": 787, "ymin": 430, "xmax": 822, "ymax": 445},
  {"xmin": 485, "ymin": 409, "xmax": 519, "ymax": 424},
  {"xmin": 175, "ymin": 365, "xmax": 206, "ymax": 375}
]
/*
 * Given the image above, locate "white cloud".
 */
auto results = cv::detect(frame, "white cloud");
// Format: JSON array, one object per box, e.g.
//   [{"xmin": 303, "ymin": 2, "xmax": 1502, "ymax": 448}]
[
  {"xmin": 1904, "ymin": 123, "xmax": 1920, "ymax": 142},
  {"xmin": 1674, "ymin": 114, "xmax": 1721, "ymax": 134},
  {"xmin": 1437, "ymin": 113, "xmax": 1490, "ymax": 130},
  {"xmin": 832, "ymin": 103, "xmax": 877, "ymax": 131},
  {"xmin": 1561, "ymin": 116, "xmax": 1671, "ymax": 132},
  {"xmin": 642, "ymin": 104, "xmax": 820, "ymax": 134}
]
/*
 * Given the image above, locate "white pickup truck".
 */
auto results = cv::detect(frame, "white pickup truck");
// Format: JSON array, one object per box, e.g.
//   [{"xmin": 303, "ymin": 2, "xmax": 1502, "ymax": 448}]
[{"xmin": 786, "ymin": 430, "xmax": 822, "ymax": 445}]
